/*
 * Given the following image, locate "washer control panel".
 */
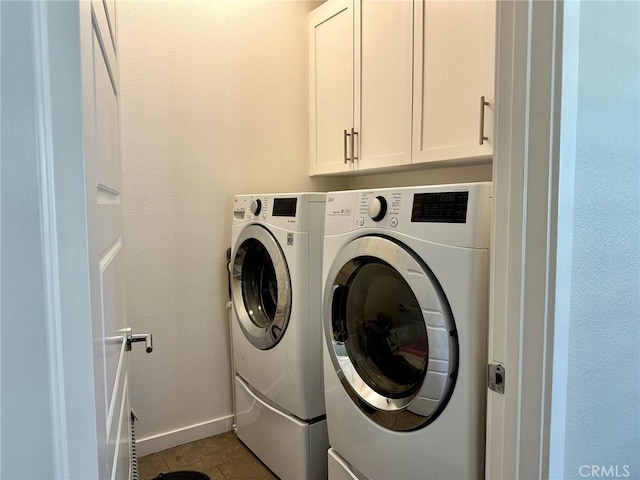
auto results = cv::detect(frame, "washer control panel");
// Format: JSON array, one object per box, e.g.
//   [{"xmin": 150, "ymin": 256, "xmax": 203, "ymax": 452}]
[
  {"xmin": 233, "ymin": 196, "xmax": 271, "ymax": 221},
  {"xmin": 233, "ymin": 194, "xmax": 326, "ymax": 232},
  {"xmin": 250, "ymin": 199, "xmax": 262, "ymax": 216}
]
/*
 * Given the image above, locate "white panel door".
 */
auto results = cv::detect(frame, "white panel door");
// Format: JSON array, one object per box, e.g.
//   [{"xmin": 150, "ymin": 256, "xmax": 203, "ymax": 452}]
[
  {"xmin": 412, "ymin": 0, "xmax": 495, "ymax": 165},
  {"xmin": 82, "ymin": 1, "xmax": 132, "ymax": 478},
  {"xmin": 1, "ymin": 1, "xmax": 137, "ymax": 477},
  {"xmin": 309, "ymin": 0, "xmax": 354, "ymax": 175},
  {"xmin": 356, "ymin": 0, "xmax": 413, "ymax": 171}
]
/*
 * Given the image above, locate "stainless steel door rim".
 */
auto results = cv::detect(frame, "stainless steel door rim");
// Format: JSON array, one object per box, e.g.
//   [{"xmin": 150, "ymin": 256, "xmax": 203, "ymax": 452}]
[
  {"xmin": 324, "ymin": 235, "xmax": 458, "ymax": 430},
  {"xmin": 232, "ymin": 225, "xmax": 292, "ymax": 350}
]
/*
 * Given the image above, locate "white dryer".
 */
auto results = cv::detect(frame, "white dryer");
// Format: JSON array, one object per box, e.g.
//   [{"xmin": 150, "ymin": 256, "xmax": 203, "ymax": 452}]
[
  {"xmin": 322, "ymin": 183, "xmax": 492, "ymax": 480},
  {"xmin": 230, "ymin": 193, "xmax": 328, "ymax": 480}
]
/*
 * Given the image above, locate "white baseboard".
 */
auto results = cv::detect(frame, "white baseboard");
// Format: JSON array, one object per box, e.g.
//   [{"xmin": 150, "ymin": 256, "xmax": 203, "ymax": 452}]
[{"xmin": 136, "ymin": 415, "xmax": 235, "ymax": 457}]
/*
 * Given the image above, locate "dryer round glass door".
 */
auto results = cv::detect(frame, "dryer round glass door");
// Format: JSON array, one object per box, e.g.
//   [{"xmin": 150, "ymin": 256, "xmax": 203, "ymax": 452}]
[
  {"xmin": 324, "ymin": 235, "xmax": 458, "ymax": 431},
  {"xmin": 232, "ymin": 225, "xmax": 291, "ymax": 349}
]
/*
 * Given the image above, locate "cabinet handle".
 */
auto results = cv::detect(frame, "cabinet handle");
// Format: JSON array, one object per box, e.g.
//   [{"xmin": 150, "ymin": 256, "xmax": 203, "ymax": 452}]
[
  {"xmin": 344, "ymin": 129, "xmax": 351, "ymax": 163},
  {"xmin": 479, "ymin": 96, "xmax": 490, "ymax": 145},
  {"xmin": 351, "ymin": 128, "xmax": 358, "ymax": 161}
]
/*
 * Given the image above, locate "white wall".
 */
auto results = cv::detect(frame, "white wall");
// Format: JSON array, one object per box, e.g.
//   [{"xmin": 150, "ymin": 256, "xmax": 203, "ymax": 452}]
[
  {"xmin": 0, "ymin": 2, "xmax": 55, "ymax": 477},
  {"xmin": 550, "ymin": 2, "xmax": 640, "ymax": 478},
  {"xmin": 347, "ymin": 162, "xmax": 491, "ymax": 190},
  {"xmin": 118, "ymin": 0, "xmax": 346, "ymax": 454}
]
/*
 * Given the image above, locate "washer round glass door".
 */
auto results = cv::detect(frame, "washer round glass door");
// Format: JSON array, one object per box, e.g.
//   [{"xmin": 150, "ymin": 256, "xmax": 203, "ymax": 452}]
[
  {"xmin": 324, "ymin": 235, "xmax": 458, "ymax": 431},
  {"xmin": 232, "ymin": 225, "xmax": 291, "ymax": 350}
]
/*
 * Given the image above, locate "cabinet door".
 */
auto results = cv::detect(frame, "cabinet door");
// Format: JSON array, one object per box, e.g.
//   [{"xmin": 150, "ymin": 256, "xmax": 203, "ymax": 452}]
[
  {"xmin": 355, "ymin": 0, "xmax": 414, "ymax": 172},
  {"xmin": 309, "ymin": 0, "xmax": 354, "ymax": 175},
  {"xmin": 412, "ymin": 0, "xmax": 495, "ymax": 165}
]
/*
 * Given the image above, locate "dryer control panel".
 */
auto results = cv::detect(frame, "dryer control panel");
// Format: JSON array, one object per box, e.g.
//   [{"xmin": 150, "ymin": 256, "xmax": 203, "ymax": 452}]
[
  {"xmin": 356, "ymin": 190, "xmax": 403, "ymax": 229},
  {"xmin": 354, "ymin": 189, "xmax": 469, "ymax": 229},
  {"xmin": 410, "ymin": 191, "xmax": 469, "ymax": 223},
  {"xmin": 324, "ymin": 183, "xmax": 491, "ymax": 249}
]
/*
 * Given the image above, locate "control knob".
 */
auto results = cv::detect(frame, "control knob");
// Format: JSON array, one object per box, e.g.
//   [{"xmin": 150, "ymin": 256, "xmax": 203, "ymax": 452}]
[
  {"xmin": 250, "ymin": 199, "xmax": 262, "ymax": 216},
  {"xmin": 367, "ymin": 196, "xmax": 387, "ymax": 222}
]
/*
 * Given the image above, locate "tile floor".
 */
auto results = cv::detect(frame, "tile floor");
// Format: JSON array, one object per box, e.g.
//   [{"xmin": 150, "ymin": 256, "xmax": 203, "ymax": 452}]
[{"xmin": 138, "ymin": 431, "xmax": 278, "ymax": 480}]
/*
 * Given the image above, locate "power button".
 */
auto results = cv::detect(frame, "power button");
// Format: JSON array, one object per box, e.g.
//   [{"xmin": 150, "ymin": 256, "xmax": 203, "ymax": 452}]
[{"xmin": 390, "ymin": 217, "xmax": 398, "ymax": 228}]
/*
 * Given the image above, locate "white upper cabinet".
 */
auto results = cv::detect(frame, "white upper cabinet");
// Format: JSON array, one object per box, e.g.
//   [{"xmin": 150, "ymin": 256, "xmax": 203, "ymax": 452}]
[
  {"xmin": 356, "ymin": 0, "xmax": 413, "ymax": 172},
  {"xmin": 412, "ymin": 0, "xmax": 495, "ymax": 166},
  {"xmin": 309, "ymin": 0, "xmax": 413, "ymax": 175},
  {"xmin": 309, "ymin": 0, "xmax": 496, "ymax": 176},
  {"xmin": 309, "ymin": 1, "xmax": 354, "ymax": 175}
]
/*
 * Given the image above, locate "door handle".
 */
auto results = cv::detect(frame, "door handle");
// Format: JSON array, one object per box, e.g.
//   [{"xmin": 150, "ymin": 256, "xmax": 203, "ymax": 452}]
[{"xmin": 126, "ymin": 328, "xmax": 153, "ymax": 353}]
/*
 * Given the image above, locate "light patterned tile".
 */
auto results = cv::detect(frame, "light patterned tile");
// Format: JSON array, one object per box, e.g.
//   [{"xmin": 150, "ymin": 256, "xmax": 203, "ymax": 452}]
[
  {"xmin": 217, "ymin": 454, "xmax": 278, "ymax": 480},
  {"xmin": 205, "ymin": 467, "xmax": 228, "ymax": 480},
  {"xmin": 137, "ymin": 452, "xmax": 170, "ymax": 480},
  {"xmin": 160, "ymin": 432, "xmax": 257, "ymax": 474}
]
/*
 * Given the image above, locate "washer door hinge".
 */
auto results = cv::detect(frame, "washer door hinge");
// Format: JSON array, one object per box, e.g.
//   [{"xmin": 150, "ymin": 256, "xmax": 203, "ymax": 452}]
[{"xmin": 488, "ymin": 363, "xmax": 505, "ymax": 394}]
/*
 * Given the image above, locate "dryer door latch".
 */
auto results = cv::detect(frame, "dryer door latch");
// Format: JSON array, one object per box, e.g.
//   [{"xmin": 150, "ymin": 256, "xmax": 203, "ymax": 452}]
[{"xmin": 488, "ymin": 363, "xmax": 505, "ymax": 394}]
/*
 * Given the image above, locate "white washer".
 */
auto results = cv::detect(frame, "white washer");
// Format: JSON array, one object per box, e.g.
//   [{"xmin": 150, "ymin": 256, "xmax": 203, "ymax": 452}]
[
  {"xmin": 230, "ymin": 193, "xmax": 328, "ymax": 480},
  {"xmin": 322, "ymin": 183, "xmax": 492, "ymax": 480}
]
